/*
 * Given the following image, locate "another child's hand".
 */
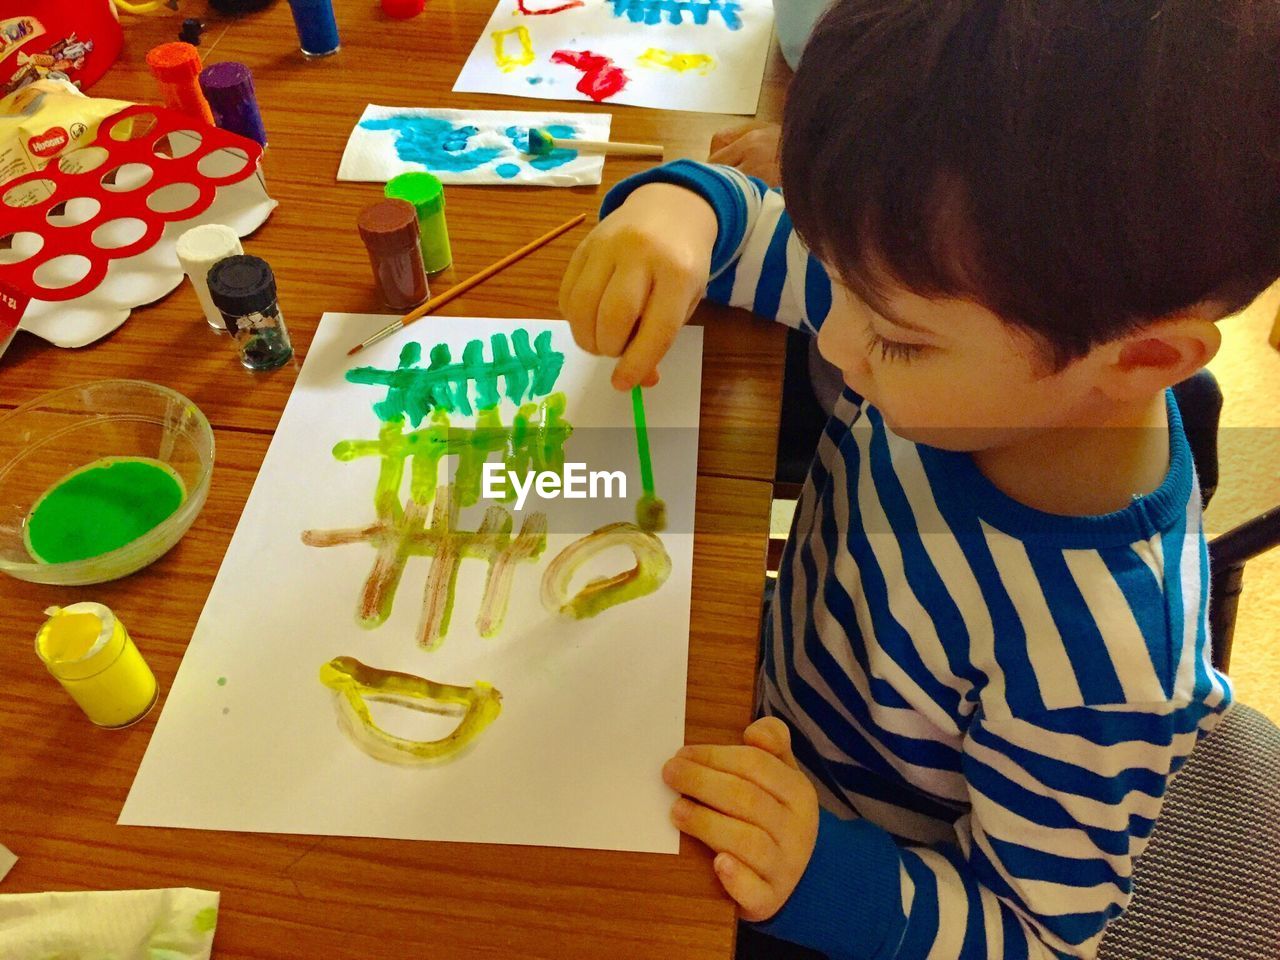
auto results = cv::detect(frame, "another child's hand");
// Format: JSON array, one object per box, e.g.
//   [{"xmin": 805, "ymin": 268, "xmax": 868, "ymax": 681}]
[
  {"xmin": 662, "ymin": 717, "xmax": 819, "ymax": 922},
  {"xmin": 559, "ymin": 183, "xmax": 717, "ymax": 390},
  {"xmin": 709, "ymin": 122, "xmax": 782, "ymax": 185}
]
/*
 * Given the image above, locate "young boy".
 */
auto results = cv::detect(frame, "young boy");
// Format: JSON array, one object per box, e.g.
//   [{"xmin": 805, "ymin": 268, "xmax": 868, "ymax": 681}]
[{"xmin": 559, "ymin": 2, "xmax": 1276, "ymax": 958}]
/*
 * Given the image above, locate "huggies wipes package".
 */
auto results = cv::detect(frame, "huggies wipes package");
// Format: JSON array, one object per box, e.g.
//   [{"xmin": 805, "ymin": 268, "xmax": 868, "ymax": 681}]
[{"xmin": 0, "ymin": 77, "xmax": 129, "ymax": 196}]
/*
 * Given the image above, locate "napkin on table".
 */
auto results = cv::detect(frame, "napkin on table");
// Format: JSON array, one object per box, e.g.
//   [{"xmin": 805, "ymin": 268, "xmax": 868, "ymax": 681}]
[{"xmin": 0, "ymin": 887, "xmax": 218, "ymax": 960}]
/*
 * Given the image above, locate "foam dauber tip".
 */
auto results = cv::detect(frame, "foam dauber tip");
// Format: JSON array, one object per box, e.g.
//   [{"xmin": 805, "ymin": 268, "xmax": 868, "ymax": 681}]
[
  {"xmin": 636, "ymin": 494, "xmax": 667, "ymax": 533},
  {"xmin": 526, "ymin": 128, "xmax": 554, "ymax": 157}
]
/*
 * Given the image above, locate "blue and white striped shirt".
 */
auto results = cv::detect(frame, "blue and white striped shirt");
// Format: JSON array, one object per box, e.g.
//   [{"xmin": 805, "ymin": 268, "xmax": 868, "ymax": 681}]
[{"xmin": 603, "ymin": 162, "xmax": 1233, "ymax": 960}]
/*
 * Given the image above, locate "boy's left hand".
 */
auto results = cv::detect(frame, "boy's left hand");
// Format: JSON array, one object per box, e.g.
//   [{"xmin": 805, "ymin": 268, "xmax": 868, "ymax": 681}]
[{"xmin": 663, "ymin": 717, "xmax": 819, "ymax": 922}]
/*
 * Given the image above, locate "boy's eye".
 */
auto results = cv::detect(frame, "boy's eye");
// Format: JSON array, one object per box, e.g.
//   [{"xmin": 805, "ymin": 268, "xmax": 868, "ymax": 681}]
[{"xmin": 865, "ymin": 329, "xmax": 927, "ymax": 363}]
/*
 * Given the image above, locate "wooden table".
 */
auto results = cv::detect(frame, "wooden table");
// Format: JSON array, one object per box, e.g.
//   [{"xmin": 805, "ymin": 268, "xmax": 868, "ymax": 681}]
[{"xmin": 0, "ymin": 3, "xmax": 788, "ymax": 956}]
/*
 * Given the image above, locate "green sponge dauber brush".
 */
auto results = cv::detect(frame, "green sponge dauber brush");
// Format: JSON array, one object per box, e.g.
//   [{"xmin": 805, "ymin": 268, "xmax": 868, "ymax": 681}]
[
  {"xmin": 527, "ymin": 127, "xmax": 664, "ymax": 159},
  {"xmin": 631, "ymin": 385, "xmax": 667, "ymax": 532}
]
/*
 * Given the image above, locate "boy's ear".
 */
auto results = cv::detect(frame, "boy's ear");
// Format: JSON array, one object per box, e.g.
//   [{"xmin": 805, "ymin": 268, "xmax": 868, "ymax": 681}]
[{"xmin": 1093, "ymin": 316, "xmax": 1222, "ymax": 402}]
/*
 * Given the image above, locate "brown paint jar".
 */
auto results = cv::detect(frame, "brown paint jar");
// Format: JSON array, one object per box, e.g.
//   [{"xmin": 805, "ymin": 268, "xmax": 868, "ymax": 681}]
[{"xmin": 357, "ymin": 199, "xmax": 429, "ymax": 311}]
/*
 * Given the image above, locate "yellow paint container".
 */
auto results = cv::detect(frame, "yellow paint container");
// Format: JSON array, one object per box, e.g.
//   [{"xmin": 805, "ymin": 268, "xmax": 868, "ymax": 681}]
[{"xmin": 35, "ymin": 603, "xmax": 158, "ymax": 728}]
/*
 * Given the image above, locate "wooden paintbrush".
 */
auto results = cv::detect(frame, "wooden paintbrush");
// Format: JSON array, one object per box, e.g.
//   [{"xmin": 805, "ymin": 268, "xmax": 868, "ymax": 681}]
[
  {"xmin": 346, "ymin": 213, "xmax": 587, "ymax": 357},
  {"xmin": 527, "ymin": 127, "xmax": 664, "ymax": 159}
]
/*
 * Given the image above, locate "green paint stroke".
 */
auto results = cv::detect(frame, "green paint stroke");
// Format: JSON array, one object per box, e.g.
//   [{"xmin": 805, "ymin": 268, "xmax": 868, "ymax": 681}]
[
  {"xmin": 192, "ymin": 906, "xmax": 218, "ymax": 933},
  {"xmin": 24, "ymin": 457, "xmax": 186, "ymax": 564},
  {"xmin": 347, "ymin": 329, "xmax": 565, "ymax": 425},
  {"xmin": 332, "ymin": 393, "xmax": 572, "ymax": 514}
]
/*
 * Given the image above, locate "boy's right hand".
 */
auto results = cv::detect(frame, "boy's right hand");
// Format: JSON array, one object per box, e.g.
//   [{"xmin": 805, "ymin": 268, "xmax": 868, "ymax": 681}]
[{"xmin": 558, "ymin": 183, "xmax": 718, "ymax": 391}]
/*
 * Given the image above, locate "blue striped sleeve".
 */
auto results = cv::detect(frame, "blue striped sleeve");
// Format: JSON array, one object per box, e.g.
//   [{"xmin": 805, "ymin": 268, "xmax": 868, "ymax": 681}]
[
  {"xmin": 598, "ymin": 160, "xmax": 834, "ymax": 334},
  {"xmin": 751, "ymin": 699, "xmax": 1217, "ymax": 960}
]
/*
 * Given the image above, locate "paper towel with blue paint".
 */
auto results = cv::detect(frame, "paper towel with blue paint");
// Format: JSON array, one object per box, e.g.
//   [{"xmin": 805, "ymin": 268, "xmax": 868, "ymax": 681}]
[{"xmin": 338, "ymin": 106, "xmax": 612, "ymax": 186}]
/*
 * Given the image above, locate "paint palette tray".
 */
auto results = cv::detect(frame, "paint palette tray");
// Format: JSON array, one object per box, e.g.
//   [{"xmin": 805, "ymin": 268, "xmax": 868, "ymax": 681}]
[
  {"xmin": 0, "ymin": 104, "xmax": 277, "ymax": 353},
  {"xmin": 0, "ymin": 380, "xmax": 215, "ymax": 586}
]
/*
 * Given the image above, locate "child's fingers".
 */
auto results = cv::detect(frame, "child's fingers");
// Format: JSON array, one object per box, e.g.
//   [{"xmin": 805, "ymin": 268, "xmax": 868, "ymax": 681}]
[
  {"xmin": 662, "ymin": 756, "xmax": 789, "ymax": 842},
  {"xmin": 708, "ymin": 126, "xmax": 747, "ymax": 155},
  {"xmin": 611, "ymin": 279, "xmax": 692, "ymax": 389},
  {"xmin": 743, "ymin": 717, "xmax": 800, "ymax": 770},
  {"xmin": 595, "ymin": 268, "xmax": 653, "ymax": 358},
  {"xmin": 561, "ymin": 254, "xmax": 616, "ymax": 355},
  {"xmin": 671, "ymin": 798, "xmax": 776, "ymax": 878},
  {"xmin": 675, "ymin": 744, "xmax": 794, "ymax": 808},
  {"xmin": 713, "ymin": 853, "xmax": 777, "ymax": 923},
  {"xmin": 709, "ymin": 121, "xmax": 768, "ymax": 156},
  {"xmin": 709, "ymin": 137, "xmax": 750, "ymax": 169},
  {"xmin": 559, "ymin": 237, "xmax": 591, "ymax": 318}
]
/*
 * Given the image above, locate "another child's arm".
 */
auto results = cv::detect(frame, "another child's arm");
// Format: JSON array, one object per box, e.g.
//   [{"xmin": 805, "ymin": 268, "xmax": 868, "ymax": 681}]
[{"xmin": 559, "ymin": 160, "xmax": 832, "ymax": 390}]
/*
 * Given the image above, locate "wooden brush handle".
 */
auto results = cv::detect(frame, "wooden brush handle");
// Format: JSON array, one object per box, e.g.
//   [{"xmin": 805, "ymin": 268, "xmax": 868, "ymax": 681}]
[{"xmin": 557, "ymin": 138, "xmax": 664, "ymax": 158}]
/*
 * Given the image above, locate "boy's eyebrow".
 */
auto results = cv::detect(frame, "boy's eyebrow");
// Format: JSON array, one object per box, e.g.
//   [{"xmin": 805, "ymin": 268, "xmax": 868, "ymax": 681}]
[{"xmin": 860, "ymin": 290, "xmax": 934, "ymax": 336}]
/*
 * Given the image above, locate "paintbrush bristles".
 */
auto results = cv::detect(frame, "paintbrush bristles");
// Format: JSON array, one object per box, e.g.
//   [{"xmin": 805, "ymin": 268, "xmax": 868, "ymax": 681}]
[{"xmin": 348, "ymin": 320, "xmax": 400, "ymax": 356}]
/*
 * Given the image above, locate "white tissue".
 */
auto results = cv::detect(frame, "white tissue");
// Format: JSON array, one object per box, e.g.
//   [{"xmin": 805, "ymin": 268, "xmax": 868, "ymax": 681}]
[
  {"xmin": 0, "ymin": 887, "xmax": 219, "ymax": 960},
  {"xmin": 338, "ymin": 105, "xmax": 611, "ymax": 186}
]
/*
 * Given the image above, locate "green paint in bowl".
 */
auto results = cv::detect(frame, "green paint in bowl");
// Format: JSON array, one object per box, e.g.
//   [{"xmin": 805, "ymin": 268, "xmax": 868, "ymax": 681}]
[{"xmin": 24, "ymin": 457, "xmax": 187, "ymax": 564}]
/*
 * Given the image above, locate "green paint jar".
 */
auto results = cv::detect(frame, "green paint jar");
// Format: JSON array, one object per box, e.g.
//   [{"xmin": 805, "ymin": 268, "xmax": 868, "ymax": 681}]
[{"xmin": 385, "ymin": 172, "xmax": 452, "ymax": 275}]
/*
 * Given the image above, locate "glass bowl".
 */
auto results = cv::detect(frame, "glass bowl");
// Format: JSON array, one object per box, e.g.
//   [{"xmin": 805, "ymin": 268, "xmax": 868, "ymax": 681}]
[{"xmin": 0, "ymin": 380, "xmax": 215, "ymax": 586}]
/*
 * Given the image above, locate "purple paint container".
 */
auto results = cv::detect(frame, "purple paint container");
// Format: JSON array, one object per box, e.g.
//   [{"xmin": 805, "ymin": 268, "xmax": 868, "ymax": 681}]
[{"xmin": 199, "ymin": 61, "xmax": 268, "ymax": 147}]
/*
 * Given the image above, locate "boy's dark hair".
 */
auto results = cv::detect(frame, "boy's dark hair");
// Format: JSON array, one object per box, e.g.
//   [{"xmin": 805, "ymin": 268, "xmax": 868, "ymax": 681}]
[{"xmin": 781, "ymin": 0, "xmax": 1280, "ymax": 366}]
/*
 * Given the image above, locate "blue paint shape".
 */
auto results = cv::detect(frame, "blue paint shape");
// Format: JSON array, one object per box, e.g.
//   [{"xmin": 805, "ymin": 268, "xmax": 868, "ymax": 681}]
[
  {"xmin": 360, "ymin": 115, "xmax": 505, "ymax": 172},
  {"xmin": 504, "ymin": 124, "xmax": 581, "ymax": 172},
  {"xmin": 496, "ymin": 163, "xmax": 521, "ymax": 178},
  {"xmin": 607, "ymin": 0, "xmax": 741, "ymax": 28},
  {"xmin": 527, "ymin": 76, "xmax": 544, "ymax": 85}
]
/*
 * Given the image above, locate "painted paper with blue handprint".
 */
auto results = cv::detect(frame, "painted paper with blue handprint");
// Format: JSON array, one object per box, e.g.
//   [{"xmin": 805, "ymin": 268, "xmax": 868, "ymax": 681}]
[{"xmin": 339, "ymin": 106, "xmax": 613, "ymax": 187}]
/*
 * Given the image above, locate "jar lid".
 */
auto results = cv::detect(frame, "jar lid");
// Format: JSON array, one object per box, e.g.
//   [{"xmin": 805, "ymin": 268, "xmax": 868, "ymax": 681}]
[
  {"xmin": 35, "ymin": 602, "xmax": 121, "ymax": 681},
  {"xmin": 199, "ymin": 61, "xmax": 255, "ymax": 102},
  {"xmin": 208, "ymin": 255, "xmax": 277, "ymax": 318},
  {"xmin": 176, "ymin": 223, "xmax": 242, "ymax": 265},
  {"xmin": 386, "ymin": 172, "xmax": 445, "ymax": 217},
  {"xmin": 358, "ymin": 199, "xmax": 421, "ymax": 252},
  {"xmin": 146, "ymin": 42, "xmax": 203, "ymax": 83}
]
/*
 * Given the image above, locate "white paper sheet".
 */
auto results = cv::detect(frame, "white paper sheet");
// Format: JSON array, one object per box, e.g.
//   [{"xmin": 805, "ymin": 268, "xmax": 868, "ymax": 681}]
[
  {"xmin": 453, "ymin": 0, "xmax": 775, "ymax": 114},
  {"xmin": 121, "ymin": 314, "xmax": 703, "ymax": 854},
  {"xmin": 338, "ymin": 106, "xmax": 612, "ymax": 186}
]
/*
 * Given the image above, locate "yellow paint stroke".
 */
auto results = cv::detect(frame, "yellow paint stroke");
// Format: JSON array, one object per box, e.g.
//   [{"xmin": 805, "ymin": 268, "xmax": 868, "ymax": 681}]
[
  {"xmin": 492, "ymin": 26, "xmax": 535, "ymax": 72},
  {"xmin": 636, "ymin": 48, "xmax": 716, "ymax": 75},
  {"xmin": 541, "ymin": 522, "xmax": 672, "ymax": 619},
  {"xmin": 319, "ymin": 656, "xmax": 502, "ymax": 765}
]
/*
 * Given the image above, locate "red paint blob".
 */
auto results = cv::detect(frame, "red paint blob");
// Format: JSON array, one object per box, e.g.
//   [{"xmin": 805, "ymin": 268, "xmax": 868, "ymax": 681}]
[
  {"xmin": 551, "ymin": 49, "xmax": 629, "ymax": 102},
  {"xmin": 382, "ymin": 0, "xmax": 425, "ymax": 16},
  {"xmin": 516, "ymin": 0, "xmax": 585, "ymax": 13}
]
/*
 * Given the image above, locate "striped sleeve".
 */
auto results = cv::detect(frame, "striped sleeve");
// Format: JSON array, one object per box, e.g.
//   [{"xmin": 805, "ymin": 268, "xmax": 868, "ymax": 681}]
[
  {"xmin": 599, "ymin": 159, "xmax": 833, "ymax": 334},
  {"xmin": 759, "ymin": 700, "xmax": 1213, "ymax": 960}
]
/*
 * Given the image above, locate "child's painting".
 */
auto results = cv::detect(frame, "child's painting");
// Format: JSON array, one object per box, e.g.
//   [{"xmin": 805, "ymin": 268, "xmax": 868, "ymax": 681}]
[
  {"xmin": 452, "ymin": 0, "xmax": 774, "ymax": 114},
  {"xmin": 337, "ymin": 106, "xmax": 612, "ymax": 186},
  {"xmin": 120, "ymin": 314, "xmax": 703, "ymax": 854}
]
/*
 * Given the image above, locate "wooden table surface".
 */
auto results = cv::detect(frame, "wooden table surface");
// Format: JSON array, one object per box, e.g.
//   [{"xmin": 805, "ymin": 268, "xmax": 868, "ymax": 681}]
[{"xmin": 0, "ymin": 3, "xmax": 789, "ymax": 956}]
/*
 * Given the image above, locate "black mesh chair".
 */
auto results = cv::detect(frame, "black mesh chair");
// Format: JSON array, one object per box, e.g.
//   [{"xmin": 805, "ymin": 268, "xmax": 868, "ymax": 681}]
[{"xmin": 753, "ymin": 363, "xmax": 1280, "ymax": 960}]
